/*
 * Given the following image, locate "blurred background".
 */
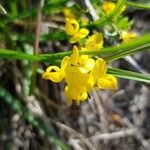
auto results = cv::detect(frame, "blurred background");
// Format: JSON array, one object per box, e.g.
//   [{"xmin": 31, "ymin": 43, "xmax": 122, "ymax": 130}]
[{"xmin": 0, "ymin": 0, "xmax": 150, "ymax": 149}]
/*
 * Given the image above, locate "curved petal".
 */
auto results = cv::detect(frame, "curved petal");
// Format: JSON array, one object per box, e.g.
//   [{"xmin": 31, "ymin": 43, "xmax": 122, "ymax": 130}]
[
  {"xmin": 102, "ymin": 1, "xmax": 116, "ymax": 15},
  {"xmin": 121, "ymin": 31, "xmax": 137, "ymax": 43},
  {"xmin": 69, "ymin": 28, "xmax": 89, "ymax": 43},
  {"xmin": 70, "ymin": 46, "xmax": 79, "ymax": 65},
  {"xmin": 65, "ymin": 86, "xmax": 88, "ymax": 104},
  {"xmin": 42, "ymin": 66, "xmax": 64, "ymax": 82},
  {"xmin": 85, "ymin": 32, "xmax": 103, "ymax": 51},
  {"xmin": 61, "ymin": 56, "xmax": 70, "ymax": 70},
  {"xmin": 65, "ymin": 65, "xmax": 90, "ymax": 87},
  {"xmin": 65, "ymin": 18, "xmax": 79, "ymax": 36},
  {"xmin": 97, "ymin": 74, "xmax": 117, "ymax": 90},
  {"xmin": 84, "ymin": 58, "xmax": 95, "ymax": 71},
  {"xmin": 78, "ymin": 28, "xmax": 89, "ymax": 38},
  {"xmin": 91, "ymin": 58, "xmax": 107, "ymax": 81}
]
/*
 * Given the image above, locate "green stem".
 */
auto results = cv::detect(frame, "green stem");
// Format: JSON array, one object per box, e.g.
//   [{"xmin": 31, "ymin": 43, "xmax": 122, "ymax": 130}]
[
  {"xmin": 108, "ymin": 68, "xmax": 150, "ymax": 83},
  {"xmin": 126, "ymin": 1, "xmax": 150, "ymax": 10}
]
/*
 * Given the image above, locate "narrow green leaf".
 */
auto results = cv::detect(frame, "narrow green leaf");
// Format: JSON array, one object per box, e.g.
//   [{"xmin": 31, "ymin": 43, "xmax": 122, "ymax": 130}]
[
  {"xmin": 0, "ymin": 85, "xmax": 69, "ymax": 150},
  {"xmin": 127, "ymin": 1, "xmax": 150, "ymax": 10},
  {"xmin": 0, "ymin": 32, "xmax": 150, "ymax": 63},
  {"xmin": 108, "ymin": 68, "xmax": 150, "ymax": 83},
  {"xmin": 109, "ymin": 0, "xmax": 126, "ymax": 20},
  {"xmin": 81, "ymin": 32, "xmax": 150, "ymax": 57}
]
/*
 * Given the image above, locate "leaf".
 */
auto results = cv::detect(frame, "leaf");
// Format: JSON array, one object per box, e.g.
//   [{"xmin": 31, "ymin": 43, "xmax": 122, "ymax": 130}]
[
  {"xmin": 43, "ymin": 0, "xmax": 68, "ymax": 14},
  {"xmin": 109, "ymin": 0, "xmax": 126, "ymax": 20},
  {"xmin": 115, "ymin": 16, "xmax": 133, "ymax": 31},
  {"xmin": 126, "ymin": 1, "xmax": 150, "ymax": 10},
  {"xmin": 41, "ymin": 30, "xmax": 68, "ymax": 42},
  {"xmin": 108, "ymin": 68, "xmax": 150, "ymax": 83}
]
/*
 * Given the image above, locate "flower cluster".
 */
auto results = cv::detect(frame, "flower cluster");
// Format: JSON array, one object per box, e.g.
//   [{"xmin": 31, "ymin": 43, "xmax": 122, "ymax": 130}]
[{"xmin": 42, "ymin": 46, "xmax": 117, "ymax": 104}]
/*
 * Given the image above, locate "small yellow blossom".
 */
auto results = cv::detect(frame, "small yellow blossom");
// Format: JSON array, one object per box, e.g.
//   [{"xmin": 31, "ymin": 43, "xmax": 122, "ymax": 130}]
[
  {"xmin": 102, "ymin": 1, "xmax": 116, "ymax": 15},
  {"xmin": 65, "ymin": 18, "xmax": 89, "ymax": 43},
  {"xmin": 42, "ymin": 46, "xmax": 117, "ymax": 104},
  {"xmin": 81, "ymin": 17, "xmax": 89, "ymax": 26},
  {"xmin": 63, "ymin": 8, "xmax": 75, "ymax": 19},
  {"xmin": 97, "ymin": 74, "xmax": 118, "ymax": 90},
  {"xmin": 102, "ymin": 1, "xmax": 126, "ymax": 15},
  {"xmin": 84, "ymin": 32, "xmax": 103, "ymax": 51},
  {"xmin": 121, "ymin": 31, "xmax": 137, "ymax": 43}
]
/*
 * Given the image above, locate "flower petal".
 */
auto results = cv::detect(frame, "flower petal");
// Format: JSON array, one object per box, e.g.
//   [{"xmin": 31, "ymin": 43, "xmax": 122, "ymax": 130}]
[
  {"xmin": 121, "ymin": 31, "xmax": 137, "ymax": 43},
  {"xmin": 69, "ymin": 28, "xmax": 89, "ymax": 43},
  {"xmin": 85, "ymin": 32, "xmax": 103, "ymax": 51},
  {"xmin": 65, "ymin": 86, "xmax": 88, "ymax": 104},
  {"xmin": 65, "ymin": 18, "xmax": 79, "ymax": 36},
  {"xmin": 91, "ymin": 58, "xmax": 107, "ymax": 81},
  {"xmin": 61, "ymin": 56, "xmax": 70, "ymax": 70},
  {"xmin": 42, "ymin": 66, "xmax": 64, "ymax": 82},
  {"xmin": 102, "ymin": 1, "xmax": 116, "ymax": 15},
  {"xmin": 70, "ymin": 46, "xmax": 79, "ymax": 65},
  {"xmin": 97, "ymin": 74, "xmax": 117, "ymax": 90}
]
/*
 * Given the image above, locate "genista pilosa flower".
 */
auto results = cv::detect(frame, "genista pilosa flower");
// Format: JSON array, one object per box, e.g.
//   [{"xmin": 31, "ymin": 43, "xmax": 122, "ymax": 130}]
[
  {"xmin": 82, "ymin": 32, "xmax": 104, "ymax": 51},
  {"xmin": 65, "ymin": 18, "xmax": 89, "ymax": 43},
  {"xmin": 120, "ymin": 31, "xmax": 137, "ymax": 43},
  {"xmin": 42, "ymin": 46, "xmax": 117, "ymax": 104},
  {"xmin": 102, "ymin": 1, "xmax": 126, "ymax": 15},
  {"xmin": 63, "ymin": 8, "xmax": 75, "ymax": 19}
]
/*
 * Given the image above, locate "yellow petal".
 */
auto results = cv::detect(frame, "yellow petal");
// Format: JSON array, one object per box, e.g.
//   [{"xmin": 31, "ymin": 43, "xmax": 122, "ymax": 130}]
[
  {"xmin": 78, "ymin": 55, "xmax": 95, "ymax": 71},
  {"xmin": 84, "ymin": 58, "xmax": 95, "ymax": 71},
  {"xmin": 97, "ymin": 74, "xmax": 117, "ymax": 90},
  {"xmin": 69, "ymin": 28, "xmax": 89, "ymax": 43},
  {"xmin": 85, "ymin": 32, "xmax": 103, "ymax": 51},
  {"xmin": 42, "ymin": 66, "xmax": 64, "ymax": 82},
  {"xmin": 121, "ymin": 31, "xmax": 137, "ymax": 43},
  {"xmin": 65, "ymin": 18, "xmax": 79, "ymax": 36},
  {"xmin": 102, "ymin": 1, "xmax": 116, "ymax": 15},
  {"xmin": 65, "ymin": 64, "xmax": 90, "ymax": 87},
  {"xmin": 78, "ymin": 28, "xmax": 89, "ymax": 38},
  {"xmin": 91, "ymin": 58, "xmax": 107, "ymax": 81},
  {"xmin": 64, "ymin": 86, "xmax": 88, "ymax": 104},
  {"xmin": 61, "ymin": 56, "xmax": 70, "ymax": 70},
  {"xmin": 102, "ymin": 1, "xmax": 126, "ymax": 16},
  {"xmin": 63, "ymin": 8, "xmax": 75, "ymax": 19},
  {"xmin": 70, "ymin": 46, "xmax": 79, "ymax": 65}
]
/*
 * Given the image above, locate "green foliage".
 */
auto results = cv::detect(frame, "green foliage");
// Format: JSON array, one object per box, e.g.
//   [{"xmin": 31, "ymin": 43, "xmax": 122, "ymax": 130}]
[
  {"xmin": 108, "ymin": 68, "xmax": 150, "ymax": 83},
  {"xmin": 43, "ymin": 0, "xmax": 68, "ymax": 14},
  {"xmin": 115, "ymin": 16, "xmax": 133, "ymax": 31},
  {"xmin": 0, "ymin": 1, "xmax": 150, "ymax": 148}
]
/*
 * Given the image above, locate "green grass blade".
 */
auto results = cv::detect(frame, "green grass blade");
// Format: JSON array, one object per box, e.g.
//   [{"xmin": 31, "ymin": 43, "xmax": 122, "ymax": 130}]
[
  {"xmin": 81, "ymin": 33, "xmax": 150, "ymax": 58},
  {"xmin": 0, "ymin": 32, "xmax": 150, "ymax": 63},
  {"xmin": 127, "ymin": 1, "xmax": 150, "ymax": 10},
  {"xmin": 108, "ymin": 68, "xmax": 150, "ymax": 83},
  {"xmin": 109, "ymin": 0, "xmax": 126, "ymax": 20},
  {"xmin": 0, "ymin": 85, "xmax": 69, "ymax": 150}
]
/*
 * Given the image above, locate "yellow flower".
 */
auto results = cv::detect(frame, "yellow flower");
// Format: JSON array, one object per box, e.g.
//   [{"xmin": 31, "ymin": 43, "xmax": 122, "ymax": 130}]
[
  {"xmin": 42, "ymin": 56, "xmax": 69, "ymax": 82},
  {"xmin": 65, "ymin": 18, "xmax": 89, "ymax": 43},
  {"xmin": 84, "ymin": 32, "xmax": 103, "ymax": 51},
  {"xmin": 102, "ymin": 1, "xmax": 126, "ymax": 15},
  {"xmin": 65, "ymin": 86, "xmax": 88, "ymax": 105},
  {"xmin": 97, "ymin": 74, "xmax": 118, "ymax": 90},
  {"xmin": 102, "ymin": 1, "xmax": 116, "ymax": 15},
  {"xmin": 42, "ymin": 46, "xmax": 117, "ymax": 104},
  {"xmin": 121, "ymin": 31, "xmax": 137, "ymax": 43},
  {"xmin": 63, "ymin": 8, "xmax": 75, "ymax": 19}
]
